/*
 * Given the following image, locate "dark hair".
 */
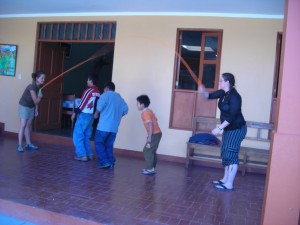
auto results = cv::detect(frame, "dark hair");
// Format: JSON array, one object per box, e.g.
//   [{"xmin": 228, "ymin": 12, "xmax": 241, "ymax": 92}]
[
  {"xmin": 32, "ymin": 71, "xmax": 45, "ymax": 81},
  {"xmin": 88, "ymin": 74, "xmax": 98, "ymax": 85},
  {"xmin": 104, "ymin": 81, "xmax": 115, "ymax": 91},
  {"xmin": 222, "ymin": 73, "xmax": 235, "ymax": 89},
  {"xmin": 137, "ymin": 95, "xmax": 150, "ymax": 107}
]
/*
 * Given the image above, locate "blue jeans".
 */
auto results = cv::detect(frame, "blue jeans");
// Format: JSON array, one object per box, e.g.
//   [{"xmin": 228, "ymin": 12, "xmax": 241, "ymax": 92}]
[
  {"xmin": 73, "ymin": 113, "xmax": 94, "ymax": 157},
  {"xmin": 94, "ymin": 130, "xmax": 117, "ymax": 166}
]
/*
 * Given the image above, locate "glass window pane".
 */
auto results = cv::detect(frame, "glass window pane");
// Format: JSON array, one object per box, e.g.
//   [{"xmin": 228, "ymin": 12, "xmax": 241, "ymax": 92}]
[
  {"xmin": 111, "ymin": 23, "xmax": 116, "ymax": 40},
  {"xmin": 45, "ymin": 24, "xmax": 51, "ymax": 40},
  {"xmin": 39, "ymin": 24, "xmax": 45, "ymax": 39},
  {"xmin": 52, "ymin": 24, "xmax": 58, "ymax": 40},
  {"xmin": 87, "ymin": 24, "xmax": 94, "ymax": 40},
  {"xmin": 95, "ymin": 24, "xmax": 101, "ymax": 40},
  {"xmin": 177, "ymin": 31, "xmax": 202, "ymax": 90},
  {"xmin": 80, "ymin": 24, "xmax": 86, "ymax": 40},
  {"xmin": 65, "ymin": 24, "xmax": 72, "ymax": 40},
  {"xmin": 73, "ymin": 24, "xmax": 79, "ymax": 40},
  {"xmin": 202, "ymin": 64, "xmax": 216, "ymax": 88},
  {"xmin": 103, "ymin": 24, "xmax": 110, "ymax": 40},
  {"xmin": 59, "ymin": 24, "xmax": 65, "ymax": 40},
  {"xmin": 204, "ymin": 36, "xmax": 218, "ymax": 60}
]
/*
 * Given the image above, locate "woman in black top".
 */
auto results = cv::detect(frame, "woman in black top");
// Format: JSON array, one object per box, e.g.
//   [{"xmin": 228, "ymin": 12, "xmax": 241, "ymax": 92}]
[{"xmin": 199, "ymin": 73, "xmax": 247, "ymax": 191}]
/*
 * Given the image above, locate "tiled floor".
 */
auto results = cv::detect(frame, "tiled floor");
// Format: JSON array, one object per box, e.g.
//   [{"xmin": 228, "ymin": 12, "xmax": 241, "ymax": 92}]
[{"xmin": 0, "ymin": 134, "xmax": 266, "ymax": 225}]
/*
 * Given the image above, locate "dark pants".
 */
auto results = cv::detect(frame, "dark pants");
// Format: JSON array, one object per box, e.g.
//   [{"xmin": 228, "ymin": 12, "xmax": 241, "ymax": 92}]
[
  {"xmin": 94, "ymin": 130, "xmax": 117, "ymax": 166},
  {"xmin": 143, "ymin": 132, "xmax": 162, "ymax": 169},
  {"xmin": 220, "ymin": 125, "xmax": 247, "ymax": 166}
]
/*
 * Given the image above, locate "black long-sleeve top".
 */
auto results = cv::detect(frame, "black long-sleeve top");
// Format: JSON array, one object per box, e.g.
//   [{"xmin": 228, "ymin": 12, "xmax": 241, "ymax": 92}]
[{"xmin": 208, "ymin": 88, "xmax": 246, "ymax": 130}]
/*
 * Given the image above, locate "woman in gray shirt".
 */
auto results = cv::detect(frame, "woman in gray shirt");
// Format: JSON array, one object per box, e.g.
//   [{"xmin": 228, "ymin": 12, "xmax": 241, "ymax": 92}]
[{"xmin": 18, "ymin": 71, "xmax": 45, "ymax": 152}]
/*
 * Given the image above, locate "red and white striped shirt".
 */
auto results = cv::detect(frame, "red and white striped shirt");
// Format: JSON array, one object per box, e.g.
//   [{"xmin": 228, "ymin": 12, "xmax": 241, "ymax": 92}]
[{"xmin": 75, "ymin": 86, "xmax": 100, "ymax": 114}]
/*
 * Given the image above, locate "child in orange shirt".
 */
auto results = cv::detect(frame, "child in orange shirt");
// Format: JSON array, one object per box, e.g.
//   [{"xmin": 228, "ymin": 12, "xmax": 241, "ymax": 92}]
[{"xmin": 136, "ymin": 95, "xmax": 162, "ymax": 175}]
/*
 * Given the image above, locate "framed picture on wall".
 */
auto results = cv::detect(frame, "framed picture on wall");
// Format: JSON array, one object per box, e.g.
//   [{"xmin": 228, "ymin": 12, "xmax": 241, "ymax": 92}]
[{"xmin": 0, "ymin": 44, "xmax": 18, "ymax": 77}]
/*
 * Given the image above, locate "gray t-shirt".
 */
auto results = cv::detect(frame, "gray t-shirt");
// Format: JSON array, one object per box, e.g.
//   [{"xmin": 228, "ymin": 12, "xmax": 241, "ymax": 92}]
[{"xmin": 19, "ymin": 82, "xmax": 39, "ymax": 108}]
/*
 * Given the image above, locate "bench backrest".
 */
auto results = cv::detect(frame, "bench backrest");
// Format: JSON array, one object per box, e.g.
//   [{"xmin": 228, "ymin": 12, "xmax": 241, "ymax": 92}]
[{"xmin": 192, "ymin": 116, "xmax": 274, "ymax": 142}]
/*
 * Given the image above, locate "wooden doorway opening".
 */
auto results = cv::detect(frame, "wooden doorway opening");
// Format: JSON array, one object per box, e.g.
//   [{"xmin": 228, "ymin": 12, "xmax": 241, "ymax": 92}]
[{"xmin": 33, "ymin": 21, "xmax": 116, "ymax": 136}]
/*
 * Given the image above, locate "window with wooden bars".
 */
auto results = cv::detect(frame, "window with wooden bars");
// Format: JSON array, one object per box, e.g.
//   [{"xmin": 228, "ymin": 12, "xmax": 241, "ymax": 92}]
[{"xmin": 37, "ymin": 22, "xmax": 116, "ymax": 42}]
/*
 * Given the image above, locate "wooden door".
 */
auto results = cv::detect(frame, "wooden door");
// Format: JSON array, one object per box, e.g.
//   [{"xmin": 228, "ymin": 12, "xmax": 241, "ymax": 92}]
[{"xmin": 34, "ymin": 42, "xmax": 65, "ymax": 131}]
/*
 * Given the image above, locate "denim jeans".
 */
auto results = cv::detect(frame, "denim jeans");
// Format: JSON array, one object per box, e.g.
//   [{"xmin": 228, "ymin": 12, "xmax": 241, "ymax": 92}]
[
  {"xmin": 73, "ymin": 113, "xmax": 94, "ymax": 157},
  {"xmin": 94, "ymin": 130, "xmax": 117, "ymax": 166}
]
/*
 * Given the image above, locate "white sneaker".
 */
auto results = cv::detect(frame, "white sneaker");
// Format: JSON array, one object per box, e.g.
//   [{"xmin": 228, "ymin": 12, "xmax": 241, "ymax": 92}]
[
  {"xmin": 25, "ymin": 144, "xmax": 39, "ymax": 150},
  {"xmin": 17, "ymin": 145, "xmax": 24, "ymax": 152},
  {"xmin": 142, "ymin": 169, "xmax": 156, "ymax": 175}
]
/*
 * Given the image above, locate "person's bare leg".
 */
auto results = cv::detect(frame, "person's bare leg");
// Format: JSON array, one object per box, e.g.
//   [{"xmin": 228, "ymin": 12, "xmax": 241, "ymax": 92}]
[
  {"xmin": 24, "ymin": 119, "xmax": 33, "ymax": 145},
  {"xmin": 221, "ymin": 164, "xmax": 238, "ymax": 189},
  {"xmin": 18, "ymin": 119, "xmax": 27, "ymax": 146},
  {"xmin": 213, "ymin": 166, "xmax": 228, "ymax": 184},
  {"xmin": 220, "ymin": 166, "xmax": 229, "ymax": 183},
  {"xmin": 226, "ymin": 164, "xmax": 238, "ymax": 188}
]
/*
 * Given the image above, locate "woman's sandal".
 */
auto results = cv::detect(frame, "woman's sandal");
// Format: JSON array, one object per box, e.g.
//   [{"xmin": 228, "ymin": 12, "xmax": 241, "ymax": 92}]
[
  {"xmin": 212, "ymin": 180, "xmax": 224, "ymax": 185},
  {"xmin": 215, "ymin": 184, "xmax": 234, "ymax": 191}
]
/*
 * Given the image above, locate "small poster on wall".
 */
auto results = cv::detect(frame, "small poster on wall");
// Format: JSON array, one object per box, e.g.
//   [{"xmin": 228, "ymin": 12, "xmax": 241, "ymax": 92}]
[{"xmin": 0, "ymin": 44, "xmax": 17, "ymax": 77}]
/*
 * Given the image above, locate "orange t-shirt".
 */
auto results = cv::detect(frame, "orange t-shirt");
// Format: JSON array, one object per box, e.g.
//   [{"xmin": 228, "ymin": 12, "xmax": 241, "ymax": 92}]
[{"xmin": 141, "ymin": 108, "xmax": 161, "ymax": 134}]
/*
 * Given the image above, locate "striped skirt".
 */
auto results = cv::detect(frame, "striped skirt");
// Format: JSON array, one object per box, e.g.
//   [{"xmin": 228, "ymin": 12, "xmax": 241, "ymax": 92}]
[{"xmin": 220, "ymin": 125, "xmax": 247, "ymax": 166}]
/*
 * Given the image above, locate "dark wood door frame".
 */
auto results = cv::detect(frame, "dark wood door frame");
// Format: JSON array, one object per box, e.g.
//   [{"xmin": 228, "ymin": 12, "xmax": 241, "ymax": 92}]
[
  {"xmin": 270, "ymin": 32, "xmax": 282, "ymax": 124},
  {"xmin": 33, "ymin": 21, "xmax": 116, "ymax": 131}
]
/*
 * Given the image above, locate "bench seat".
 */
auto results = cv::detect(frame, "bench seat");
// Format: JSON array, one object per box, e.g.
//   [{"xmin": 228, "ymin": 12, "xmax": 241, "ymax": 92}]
[{"xmin": 186, "ymin": 117, "xmax": 273, "ymax": 176}]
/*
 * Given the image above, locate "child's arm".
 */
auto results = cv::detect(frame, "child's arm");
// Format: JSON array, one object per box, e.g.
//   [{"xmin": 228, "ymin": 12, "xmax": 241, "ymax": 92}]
[
  {"xmin": 146, "ymin": 121, "xmax": 154, "ymax": 144},
  {"xmin": 71, "ymin": 112, "xmax": 76, "ymax": 121},
  {"xmin": 94, "ymin": 110, "xmax": 100, "ymax": 119}
]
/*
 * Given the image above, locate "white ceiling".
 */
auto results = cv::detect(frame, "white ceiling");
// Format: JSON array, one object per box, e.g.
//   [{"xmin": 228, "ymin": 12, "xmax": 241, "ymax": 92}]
[{"xmin": 0, "ymin": 0, "xmax": 284, "ymax": 18}]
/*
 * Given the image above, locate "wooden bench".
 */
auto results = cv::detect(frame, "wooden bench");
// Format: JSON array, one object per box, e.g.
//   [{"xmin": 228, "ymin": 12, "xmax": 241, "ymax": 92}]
[{"xmin": 186, "ymin": 116, "xmax": 273, "ymax": 176}]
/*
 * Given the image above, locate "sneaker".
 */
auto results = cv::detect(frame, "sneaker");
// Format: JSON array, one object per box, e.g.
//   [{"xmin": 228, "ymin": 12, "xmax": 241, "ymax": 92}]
[
  {"xmin": 74, "ymin": 156, "xmax": 88, "ymax": 162},
  {"xmin": 17, "ymin": 145, "xmax": 24, "ymax": 152},
  {"xmin": 98, "ymin": 164, "xmax": 111, "ymax": 169},
  {"xmin": 142, "ymin": 169, "xmax": 156, "ymax": 175},
  {"xmin": 109, "ymin": 164, "xmax": 114, "ymax": 170},
  {"xmin": 142, "ymin": 168, "xmax": 156, "ymax": 172},
  {"xmin": 25, "ymin": 144, "xmax": 39, "ymax": 150},
  {"xmin": 87, "ymin": 155, "xmax": 94, "ymax": 160}
]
